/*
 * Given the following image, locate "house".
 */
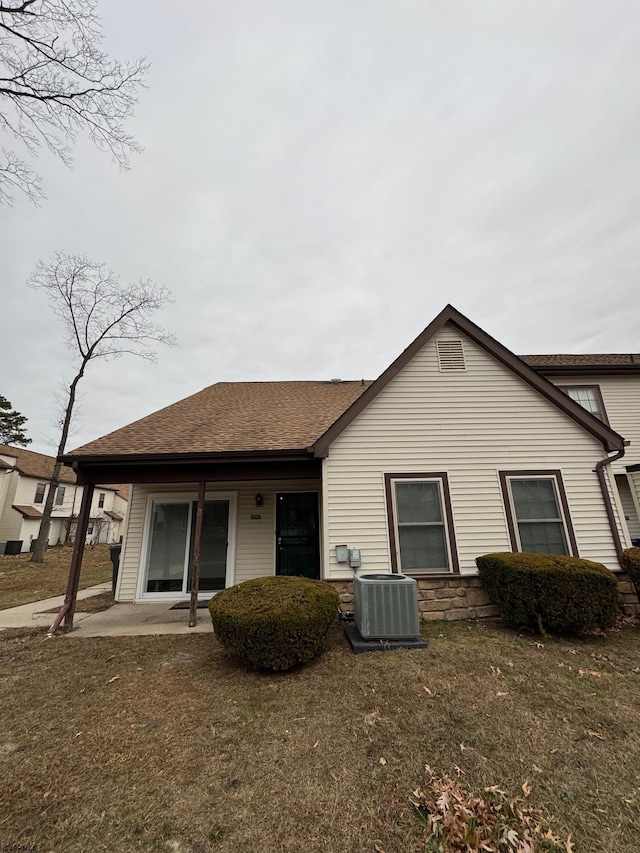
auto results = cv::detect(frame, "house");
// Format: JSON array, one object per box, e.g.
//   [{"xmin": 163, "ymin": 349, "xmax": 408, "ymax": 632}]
[
  {"xmin": 0, "ymin": 444, "xmax": 128, "ymax": 553},
  {"xmin": 57, "ymin": 305, "xmax": 639, "ymax": 630},
  {"xmin": 521, "ymin": 354, "xmax": 640, "ymax": 546}
]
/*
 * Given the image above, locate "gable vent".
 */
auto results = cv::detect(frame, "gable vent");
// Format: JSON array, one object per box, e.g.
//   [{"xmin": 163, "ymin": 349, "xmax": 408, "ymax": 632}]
[{"xmin": 436, "ymin": 340, "xmax": 466, "ymax": 371}]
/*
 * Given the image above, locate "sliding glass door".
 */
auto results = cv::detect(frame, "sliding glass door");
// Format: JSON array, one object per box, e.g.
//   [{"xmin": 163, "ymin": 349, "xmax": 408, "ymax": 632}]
[
  {"xmin": 144, "ymin": 494, "xmax": 234, "ymax": 596},
  {"xmin": 187, "ymin": 500, "xmax": 229, "ymax": 591}
]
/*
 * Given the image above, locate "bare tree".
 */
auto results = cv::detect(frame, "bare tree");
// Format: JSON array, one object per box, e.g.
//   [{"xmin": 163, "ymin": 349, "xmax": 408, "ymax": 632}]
[
  {"xmin": 0, "ymin": 0, "xmax": 148, "ymax": 204},
  {"xmin": 29, "ymin": 251, "xmax": 176, "ymax": 563}
]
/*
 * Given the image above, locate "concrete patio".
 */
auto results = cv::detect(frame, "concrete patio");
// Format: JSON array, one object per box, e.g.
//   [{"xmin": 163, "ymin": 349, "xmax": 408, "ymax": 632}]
[{"xmin": 0, "ymin": 585, "xmax": 213, "ymax": 637}]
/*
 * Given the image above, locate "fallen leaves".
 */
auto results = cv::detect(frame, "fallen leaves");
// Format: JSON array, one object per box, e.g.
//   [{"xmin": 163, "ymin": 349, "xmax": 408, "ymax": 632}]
[
  {"xmin": 585, "ymin": 729, "xmax": 605, "ymax": 740},
  {"xmin": 411, "ymin": 768, "xmax": 570, "ymax": 853},
  {"xmin": 364, "ymin": 711, "xmax": 380, "ymax": 727}
]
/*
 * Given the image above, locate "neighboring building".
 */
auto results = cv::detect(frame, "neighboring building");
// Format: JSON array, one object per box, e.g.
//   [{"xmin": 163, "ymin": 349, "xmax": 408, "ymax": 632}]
[
  {"xmin": 0, "ymin": 444, "xmax": 128, "ymax": 553},
  {"xmin": 522, "ymin": 355, "xmax": 640, "ymax": 545},
  {"xmin": 60, "ymin": 305, "xmax": 639, "ymax": 620}
]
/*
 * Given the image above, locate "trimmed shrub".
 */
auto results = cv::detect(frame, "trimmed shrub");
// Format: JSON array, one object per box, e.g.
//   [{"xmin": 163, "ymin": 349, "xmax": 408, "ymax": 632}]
[
  {"xmin": 620, "ymin": 547, "xmax": 640, "ymax": 596},
  {"xmin": 476, "ymin": 552, "xmax": 619, "ymax": 635},
  {"xmin": 208, "ymin": 576, "xmax": 339, "ymax": 671}
]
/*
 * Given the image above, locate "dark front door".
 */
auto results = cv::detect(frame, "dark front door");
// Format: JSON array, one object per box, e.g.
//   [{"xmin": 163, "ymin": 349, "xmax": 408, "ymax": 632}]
[{"xmin": 276, "ymin": 492, "xmax": 320, "ymax": 579}]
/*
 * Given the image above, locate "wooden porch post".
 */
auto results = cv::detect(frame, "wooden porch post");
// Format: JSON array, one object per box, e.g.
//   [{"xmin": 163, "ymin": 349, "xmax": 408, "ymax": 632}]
[
  {"xmin": 189, "ymin": 481, "xmax": 206, "ymax": 627},
  {"xmin": 48, "ymin": 483, "xmax": 94, "ymax": 635}
]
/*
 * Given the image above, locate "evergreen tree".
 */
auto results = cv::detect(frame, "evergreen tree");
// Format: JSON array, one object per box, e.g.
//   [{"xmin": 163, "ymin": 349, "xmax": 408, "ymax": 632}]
[{"xmin": 0, "ymin": 395, "xmax": 31, "ymax": 446}]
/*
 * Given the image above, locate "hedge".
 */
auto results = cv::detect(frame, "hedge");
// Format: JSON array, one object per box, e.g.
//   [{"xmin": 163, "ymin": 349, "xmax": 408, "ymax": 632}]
[
  {"xmin": 208, "ymin": 575, "xmax": 339, "ymax": 671},
  {"xmin": 476, "ymin": 552, "xmax": 619, "ymax": 635},
  {"xmin": 620, "ymin": 547, "xmax": 640, "ymax": 596}
]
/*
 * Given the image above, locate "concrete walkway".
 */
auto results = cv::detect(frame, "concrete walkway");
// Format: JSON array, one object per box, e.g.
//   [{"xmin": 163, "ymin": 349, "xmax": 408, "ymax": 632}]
[
  {"xmin": 0, "ymin": 583, "xmax": 111, "ymax": 630},
  {"xmin": 0, "ymin": 586, "xmax": 213, "ymax": 637}
]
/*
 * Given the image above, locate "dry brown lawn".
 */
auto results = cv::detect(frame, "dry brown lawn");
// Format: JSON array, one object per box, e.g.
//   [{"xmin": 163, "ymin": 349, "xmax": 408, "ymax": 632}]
[
  {"xmin": 0, "ymin": 545, "xmax": 112, "ymax": 610},
  {"xmin": 2, "ymin": 619, "xmax": 640, "ymax": 852}
]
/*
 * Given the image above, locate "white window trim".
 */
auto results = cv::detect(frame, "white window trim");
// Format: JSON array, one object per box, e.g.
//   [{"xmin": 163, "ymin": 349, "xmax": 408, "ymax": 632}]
[
  {"xmin": 388, "ymin": 475, "xmax": 456, "ymax": 574},
  {"xmin": 137, "ymin": 490, "xmax": 238, "ymax": 601}
]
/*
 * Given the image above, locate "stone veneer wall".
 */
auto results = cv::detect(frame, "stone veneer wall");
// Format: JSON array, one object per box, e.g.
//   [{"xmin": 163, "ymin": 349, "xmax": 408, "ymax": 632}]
[
  {"xmin": 330, "ymin": 572, "xmax": 640, "ymax": 622},
  {"xmin": 617, "ymin": 572, "xmax": 640, "ymax": 616}
]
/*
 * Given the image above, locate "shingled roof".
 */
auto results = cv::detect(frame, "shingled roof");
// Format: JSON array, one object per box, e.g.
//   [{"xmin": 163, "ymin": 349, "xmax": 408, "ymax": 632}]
[
  {"xmin": 0, "ymin": 444, "xmax": 77, "ymax": 484},
  {"xmin": 12, "ymin": 504, "xmax": 44, "ymax": 519},
  {"xmin": 65, "ymin": 381, "xmax": 372, "ymax": 459},
  {"xmin": 521, "ymin": 354, "xmax": 640, "ymax": 369}
]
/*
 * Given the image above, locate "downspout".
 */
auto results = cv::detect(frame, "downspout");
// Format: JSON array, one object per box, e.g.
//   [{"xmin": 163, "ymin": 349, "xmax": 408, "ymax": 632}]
[{"xmin": 595, "ymin": 443, "xmax": 628, "ymax": 562}]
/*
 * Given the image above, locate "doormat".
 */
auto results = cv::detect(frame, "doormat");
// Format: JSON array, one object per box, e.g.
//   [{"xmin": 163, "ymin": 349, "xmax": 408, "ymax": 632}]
[
  {"xmin": 344, "ymin": 625, "xmax": 427, "ymax": 654},
  {"xmin": 169, "ymin": 601, "xmax": 210, "ymax": 610}
]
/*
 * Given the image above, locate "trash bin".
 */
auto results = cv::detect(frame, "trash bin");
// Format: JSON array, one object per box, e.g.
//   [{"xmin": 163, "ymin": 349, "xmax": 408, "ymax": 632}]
[
  {"xmin": 5, "ymin": 540, "xmax": 23, "ymax": 555},
  {"xmin": 109, "ymin": 544, "xmax": 122, "ymax": 595},
  {"xmin": 29, "ymin": 539, "xmax": 48, "ymax": 553}
]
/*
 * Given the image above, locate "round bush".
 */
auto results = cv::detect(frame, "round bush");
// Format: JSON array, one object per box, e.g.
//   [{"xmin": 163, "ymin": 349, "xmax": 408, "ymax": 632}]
[
  {"xmin": 476, "ymin": 552, "xmax": 619, "ymax": 635},
  {"xmin": 620, "ymin": 547, "xmax": 640, "ymax": 596},
  {"xmin": 208, "ymin": 576, "xmax": 340, "ymax": 671}
]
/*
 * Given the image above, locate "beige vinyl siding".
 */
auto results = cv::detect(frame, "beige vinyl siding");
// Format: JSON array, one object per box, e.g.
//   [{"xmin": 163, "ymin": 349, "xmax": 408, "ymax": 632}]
[
  {"xmin": 617, "ymin": 474, "xmax": 640, "ymax": 540},
  {"xmin": 115, "ymin": 484, "xmax": 147, "ymax": 601},
  {"xmin": 116, "ymin": 479, "xmax": 321, "ymax": 602},
  {"xmin": 0, "ymin": 473, "xmax": 21, "ymax": 544},
  {"xmin": 324, "ymin": 324, "xmax": 623, "ymax": 578},
  {"xmin": 549, "ymin": 374, "xmax": 640, "ymax": 471}
]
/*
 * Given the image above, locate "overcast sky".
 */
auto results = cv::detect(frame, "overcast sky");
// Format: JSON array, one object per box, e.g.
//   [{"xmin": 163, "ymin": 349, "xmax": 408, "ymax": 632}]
[{"xmin": 1, "ymin": 0, "xmax": 639, "ymax": 456}]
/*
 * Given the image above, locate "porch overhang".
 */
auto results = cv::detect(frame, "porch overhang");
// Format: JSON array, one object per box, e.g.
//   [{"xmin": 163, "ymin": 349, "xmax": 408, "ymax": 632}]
[{"xmin": 61, "ymin": 449, "xmax": 322, "ymax": 486}]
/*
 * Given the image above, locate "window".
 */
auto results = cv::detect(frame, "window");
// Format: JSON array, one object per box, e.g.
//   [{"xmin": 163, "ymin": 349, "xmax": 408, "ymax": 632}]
[
  {"xmin": 500, "ymin": 471, "xmax": 577, "ymax": 556},
  {"xmin": 55, "ymin": 485, "xmax": 65, "ymax": 505},
  {"xmin": 34, "ymin": 483, "xmax": 46, "ymax": 504},
  {"xmin": 87, "ymin": 523, "xmax": 94, "ymax": 535},
  {"xmin": 385, "ymin": 473, "xmax": 458, "ymax": 574},
  {"xmin": 560, "ymin": 385, "xmax": 607, "ymax": 423},
  {"xmin": 98, "ymin": 492, "xmax": 105, "ymax": 508}
]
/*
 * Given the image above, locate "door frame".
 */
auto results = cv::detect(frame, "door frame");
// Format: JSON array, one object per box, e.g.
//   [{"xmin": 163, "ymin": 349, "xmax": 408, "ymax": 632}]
[
  {"xmin": 274, "ymin": 490, "xmax": 321, "ymax": 580},
  {"xmin": 137, "ymin": 490, "xmax": 237, "ymax": 601}
]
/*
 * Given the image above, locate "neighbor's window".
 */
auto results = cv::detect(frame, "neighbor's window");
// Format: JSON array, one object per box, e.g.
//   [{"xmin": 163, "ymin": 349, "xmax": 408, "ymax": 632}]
[
  {"xmin": 34, "ymin": 483, "xmax": 46, "ymax": 503},
  {"xmin": 386, "ymin": 474, "xmax": 458, "ymax": 573},
  {"xmin": 561, "ymin": 385, "xmax": 607, "ymax": 423},
  {"xmin": 98, "ymin": 492, "xmax": 105, "ymax": 508},
  {"xmin": 500, "ymin": 472, "xmax": 576, "ymax": 556},
  {"xmin": 87, "ymin": 523, "xmax": 94, "ymax": 535},
  {"xmin": 55, "ymin": 485, "xmax": 65, "ymax": 505}
]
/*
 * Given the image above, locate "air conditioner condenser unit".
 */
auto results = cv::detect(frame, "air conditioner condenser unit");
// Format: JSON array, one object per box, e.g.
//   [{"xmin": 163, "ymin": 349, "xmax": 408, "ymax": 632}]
[{"xmin": 354, "ymin": 573, "xmax": 420, "ymax": 639}]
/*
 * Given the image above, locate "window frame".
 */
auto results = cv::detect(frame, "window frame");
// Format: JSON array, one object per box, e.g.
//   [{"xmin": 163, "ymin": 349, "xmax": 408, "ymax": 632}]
[
  {"xmin": 499, "ymin": 470, "xmax": 578, "ymax": 556},
  {"xmin": 98, "ymin": 492, "xmax": 105, "ymax": 508},
  {"xmin": 54, "ymin": 485, "xmax": 65, "ymax": 505},
  {"xmin": 559, "ymin": 384, "xmax": 608, "ymax": 425},
  {"xmin": 384, "ymin": 472, "xmax": 459, "ymax": 575},
  {"xmin": 34, "ymin": 483, "xmax": 47, "ymax": 504}
]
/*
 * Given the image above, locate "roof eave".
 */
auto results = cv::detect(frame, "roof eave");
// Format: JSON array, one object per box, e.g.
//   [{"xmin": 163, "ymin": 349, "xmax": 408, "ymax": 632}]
[
  {"xmin": 62, "ymin": 447, "xmax": 315, "ymax": 467},
  {"xmin": 529, "ymin": 364, "xmax": 640, "ymax": 376}
]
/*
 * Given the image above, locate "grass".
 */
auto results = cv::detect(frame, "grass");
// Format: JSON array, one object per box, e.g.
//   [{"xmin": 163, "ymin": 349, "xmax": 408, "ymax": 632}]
[
  {"xmin": 1, "ymin": 619, "xmax": 640, "ymax": 852},
  {"xmin": 0, "ymin": 544, "xmax": 112, "ymax": 610}
]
